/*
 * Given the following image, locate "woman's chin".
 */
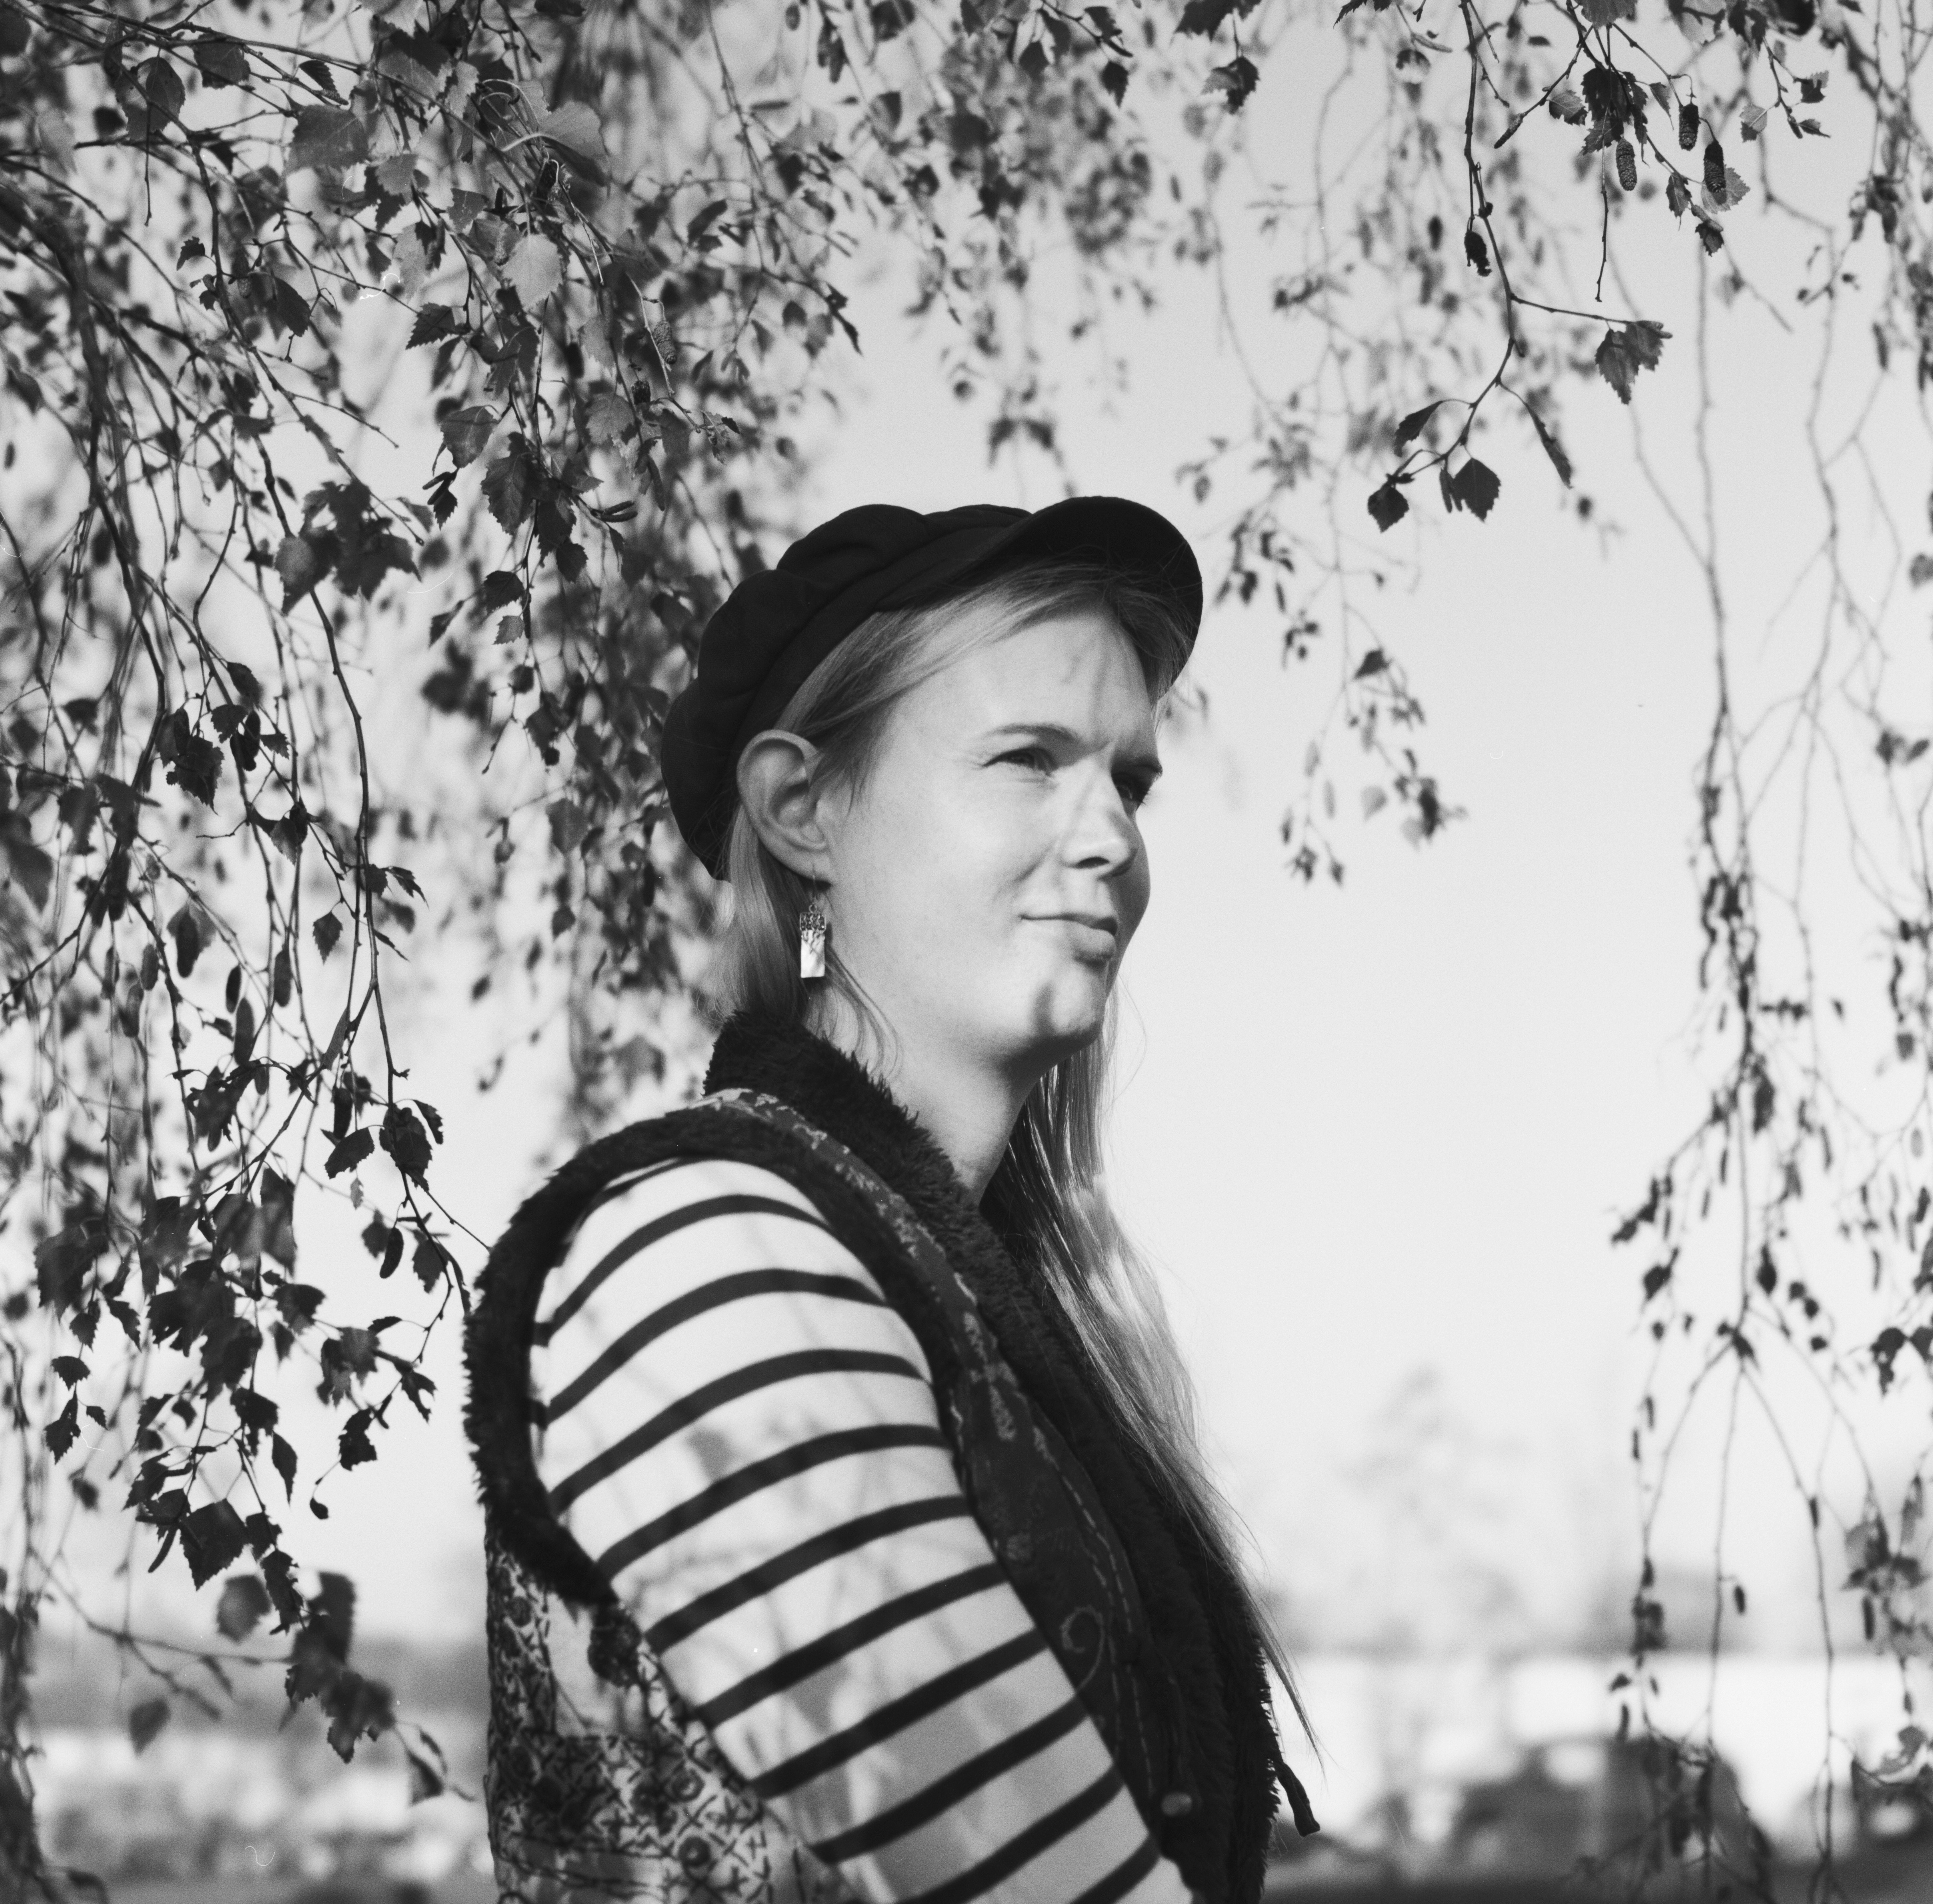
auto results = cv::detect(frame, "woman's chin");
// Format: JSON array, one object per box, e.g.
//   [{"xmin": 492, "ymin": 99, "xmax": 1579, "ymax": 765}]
[{"xmin": 1023, "ymin": 969, "xmax": 1113, "ymax": 1057}]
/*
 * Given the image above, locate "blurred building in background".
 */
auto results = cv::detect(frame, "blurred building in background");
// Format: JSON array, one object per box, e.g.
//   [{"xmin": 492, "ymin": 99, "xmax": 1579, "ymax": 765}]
[
  {"xmin": 26, "ymin": 1623, "xmax": 1933, "ymax": 1902},
  {"xmin": 28, "ymin": 1628, "xmax": 490, "ymax": 1897}
]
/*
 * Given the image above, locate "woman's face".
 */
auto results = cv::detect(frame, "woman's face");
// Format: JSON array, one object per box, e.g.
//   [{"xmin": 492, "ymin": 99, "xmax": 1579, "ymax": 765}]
[{"xmin": 821, "ymin": 605, "xmax": 1161, "ymax": 1086}]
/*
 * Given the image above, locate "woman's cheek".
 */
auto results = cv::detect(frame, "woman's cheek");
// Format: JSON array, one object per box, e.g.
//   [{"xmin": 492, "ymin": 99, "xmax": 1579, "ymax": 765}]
[{"xmin": 1120, "ymin": 850, "xmax": 1152, "ymax": 939}]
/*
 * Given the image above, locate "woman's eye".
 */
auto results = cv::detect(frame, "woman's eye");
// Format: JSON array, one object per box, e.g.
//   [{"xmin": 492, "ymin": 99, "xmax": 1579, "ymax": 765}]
[
  {"xmin": 994, "ymin": 747, "xmax": 1150, "ymax": 810},
  {"xmin": 997, "ymin": 747, "xmax": 1053, "ymax": 774}
]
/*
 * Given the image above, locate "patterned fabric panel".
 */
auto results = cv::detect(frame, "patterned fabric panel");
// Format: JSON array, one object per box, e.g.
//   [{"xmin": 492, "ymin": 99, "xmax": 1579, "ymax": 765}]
[{"xmin": 484, "ymin": 1520, "xmax": 850, "ymax": 1904}]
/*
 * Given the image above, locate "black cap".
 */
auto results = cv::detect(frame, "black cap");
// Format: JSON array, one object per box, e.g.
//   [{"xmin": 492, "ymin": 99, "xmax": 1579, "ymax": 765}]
[{"xmin": 661, "ymin": 496, "xmax": 1202, "ymax": 878}]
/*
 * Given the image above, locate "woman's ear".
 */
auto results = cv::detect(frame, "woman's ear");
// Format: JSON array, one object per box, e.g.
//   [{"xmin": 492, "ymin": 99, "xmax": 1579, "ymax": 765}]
[{"xmin": 736, "ymin": 731, "xmax": 835, "ymax": 880}]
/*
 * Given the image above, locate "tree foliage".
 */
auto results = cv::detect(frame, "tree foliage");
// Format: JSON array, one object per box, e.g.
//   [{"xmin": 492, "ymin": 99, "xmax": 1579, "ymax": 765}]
[{"xmin": 3, "ymin": 0, "xmax": 1932, "ymax": 1887}]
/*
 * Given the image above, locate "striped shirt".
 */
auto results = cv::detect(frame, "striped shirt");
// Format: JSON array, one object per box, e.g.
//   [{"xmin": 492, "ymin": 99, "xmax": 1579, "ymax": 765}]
[{"xmin": 530, "ymin": 1156, "xmax": 1191, "ymax": 1904}]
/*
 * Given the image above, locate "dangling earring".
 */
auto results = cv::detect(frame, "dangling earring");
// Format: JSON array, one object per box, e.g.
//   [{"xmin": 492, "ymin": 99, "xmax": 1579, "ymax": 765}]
[{"xmin": 798, "ymin": 890, "xmax": 828, "ymax": 981}]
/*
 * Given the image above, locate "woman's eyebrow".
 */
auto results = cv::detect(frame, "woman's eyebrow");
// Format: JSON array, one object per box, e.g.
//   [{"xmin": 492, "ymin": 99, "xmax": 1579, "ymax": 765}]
[{"xmin": 983, "ymin": 720, "xmax": 1163, "ymax": 780}]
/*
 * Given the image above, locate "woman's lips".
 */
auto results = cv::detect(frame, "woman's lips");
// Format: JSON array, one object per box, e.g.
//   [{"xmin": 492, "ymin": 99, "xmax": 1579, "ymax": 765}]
[{"xmin": 1030, "ymin": 914, "xmax": 1119, "ymax": 959}]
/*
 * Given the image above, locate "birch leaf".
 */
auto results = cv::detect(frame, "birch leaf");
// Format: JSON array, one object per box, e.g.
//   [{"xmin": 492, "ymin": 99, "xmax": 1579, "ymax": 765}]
[
  {"xmin": 35, "ymin": 108, "xmax": 76, "ymax": 171},
  {"xmin": 504, "ymin": 234, "xmax": 562, "ymax": 307},
  {"xmin": 536, "ymin": 101, "xmax": 606, "ymax": 164}
]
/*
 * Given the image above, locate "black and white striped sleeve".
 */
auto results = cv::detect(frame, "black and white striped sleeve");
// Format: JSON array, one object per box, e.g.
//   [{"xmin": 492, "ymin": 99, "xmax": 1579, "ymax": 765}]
[{"xmin": 530, "ymin": 1156, "xmax": 1189, "ymax": 1904}]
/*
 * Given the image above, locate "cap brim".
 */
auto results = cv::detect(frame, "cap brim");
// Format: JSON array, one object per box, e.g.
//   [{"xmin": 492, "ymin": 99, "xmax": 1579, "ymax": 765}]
[{"xmin": 879, "ymin": 495, "xmax": 1202, "ymax": 630}]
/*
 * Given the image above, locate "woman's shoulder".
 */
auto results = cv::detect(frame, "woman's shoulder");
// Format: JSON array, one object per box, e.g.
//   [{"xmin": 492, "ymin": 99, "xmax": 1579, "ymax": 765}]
[
  {"xmin": 564, "ymin": 1152, "xmax": 833, "ymax": 1257},
  {"xmin": 582, "ymin": 1150, "xmax": 831, "ymax": 1222},
  {"xmin": 546, "ymin": 1090, "xmax": 853, "ymax": 1226},
  {"xmin": 542, "ymin": 1151, "xmax": 862, "ymax": 1329}
]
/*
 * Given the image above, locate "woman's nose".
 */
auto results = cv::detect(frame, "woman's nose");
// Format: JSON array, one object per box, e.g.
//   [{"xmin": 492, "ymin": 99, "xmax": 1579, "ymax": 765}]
[{"xmin": 1069, "ymin": 775, "xmax": 1139, "ymax": 874}]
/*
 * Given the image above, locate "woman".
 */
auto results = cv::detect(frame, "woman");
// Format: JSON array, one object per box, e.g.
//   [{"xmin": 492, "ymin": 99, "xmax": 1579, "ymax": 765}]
[{"xmin": 464, "ymin": 498, "xmax": 1317, "ymax": 1904}]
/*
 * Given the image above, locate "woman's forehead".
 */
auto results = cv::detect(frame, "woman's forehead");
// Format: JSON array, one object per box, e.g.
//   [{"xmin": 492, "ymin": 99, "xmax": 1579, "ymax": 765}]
[{"xmin": 906, "ymin": 606, "xmax": 1159, "ymax": 739}]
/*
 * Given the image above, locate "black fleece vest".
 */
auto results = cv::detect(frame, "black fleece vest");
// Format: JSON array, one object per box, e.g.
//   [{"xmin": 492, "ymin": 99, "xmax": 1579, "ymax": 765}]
[{"xmin": 465, "ymin": 1012, "xmax": 1313, "ymax": 1904}]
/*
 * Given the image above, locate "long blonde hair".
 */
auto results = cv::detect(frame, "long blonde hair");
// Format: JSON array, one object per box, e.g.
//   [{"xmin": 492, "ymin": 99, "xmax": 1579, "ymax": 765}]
[{"xmin": 702, "ymin": 557, "xmax": 1310, "ymax": 1738}]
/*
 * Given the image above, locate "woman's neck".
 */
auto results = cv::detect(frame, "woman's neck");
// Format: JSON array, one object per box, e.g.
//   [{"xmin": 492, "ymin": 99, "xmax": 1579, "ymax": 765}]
[{"xmin": 810, "ymin": 992, "xmax": 1034, "ymax": 1201}]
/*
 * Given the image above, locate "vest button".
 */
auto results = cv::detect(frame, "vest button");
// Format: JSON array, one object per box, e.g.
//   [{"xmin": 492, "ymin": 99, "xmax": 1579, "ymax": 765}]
[{"xmin": 1161, "ymin": 1791, "xmax": 1195, "ymax": 1819}]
